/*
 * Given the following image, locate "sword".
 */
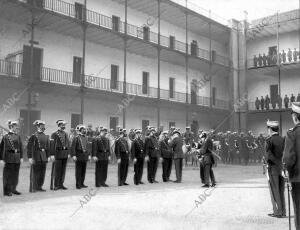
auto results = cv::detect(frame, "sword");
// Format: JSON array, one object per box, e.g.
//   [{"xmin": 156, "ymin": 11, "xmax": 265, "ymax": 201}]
[{"xmin": 283, "ymin": 170, "xmax": 291, "ymax": 230}]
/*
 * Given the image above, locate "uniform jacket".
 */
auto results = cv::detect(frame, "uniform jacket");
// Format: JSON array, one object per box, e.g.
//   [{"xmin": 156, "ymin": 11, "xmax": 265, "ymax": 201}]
[
  {"xmin": 131, "ymin": 138, "xmax": 145, "ymax": 159},
  {"xmin": 27, "ymin": 132, "xmax": 50, "ymax": 163},
  {"xmin": 159, "ymin": 138, "xmax": 173, "ymax": 159},
  {"xmin": 144, "ymin": 136, "xmax": 160, "ymax": 158},
  {"xmin": 0, "ymin": 132, "xmax": 23, "ymax": 163},
  {"xmin": 71, "ymin": 134, "xmax": 91, "ymax": 161},
  {"xmin": 183, "ymin": 132, "xmax": 194, "ymax": 145},
  {"xmin": 283, "ymin": 124, "xmax": 300, "ymax": 182},
  {"xmin": 51, "ymin": 130, "xmax": 70, "ymax": 159},
  {"xmin": 265, "ymin": 133, "xmax": 285, "ymax": 175},
  {"xmin": 92, "ymin": 136, "xmax": 111, "ymax": 160},
  {"xmin": 115, "ymin": 137, "xmax": 129, "ymax": 160},
  {"xmin": 169, "ymin": 136, "xmax": 184, "ymax": 159},
  {"xmin": 199, "ymin": 138, "xmax": 214, "ymax": 165}
]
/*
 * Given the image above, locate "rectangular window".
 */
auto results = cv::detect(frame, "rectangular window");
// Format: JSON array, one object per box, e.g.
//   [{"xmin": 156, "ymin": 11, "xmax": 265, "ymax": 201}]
[
  {"xmin": 111, "ymin": 64, "xmax": 119, "ymax": 90},
  {"xmin": 142, "ymin": 72, "xmax": 149, "ymax": 94},
  {"xmin": 169, "ymin": 78, "xmax": 175, "ymax": 98},
  {"xmin": 71, "ymin": 114, "xmax": 80, "ymax": 129},
  {"xmin": 212, "ymin": 87, "xmax": 216, "ymax": 106},
  {"xmin": 73, "ymin": 56, "xmax": 82, "ymax": 84}
]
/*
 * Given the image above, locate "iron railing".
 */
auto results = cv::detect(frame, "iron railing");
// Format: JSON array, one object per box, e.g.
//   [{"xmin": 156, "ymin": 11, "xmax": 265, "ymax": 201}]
[{"xmin": 0, "ymin": 59, "xmax": 22, "ymax": 78}]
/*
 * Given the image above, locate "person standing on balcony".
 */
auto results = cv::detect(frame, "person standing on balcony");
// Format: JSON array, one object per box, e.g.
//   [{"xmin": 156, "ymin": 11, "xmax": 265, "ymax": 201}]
[
  {"xmin": 0, "ymin": 121, "xmax": 23, "ymax": 196},
  {"xmin": 283, "ymin": 102, "xmax": 300, "ymax": 230},
  {"xmin": 115, "ymin": 129, "xmax": 130, "ymax": 186},
  {"xmin": 50, "ymin": 120, "xmax": 70, "ymax": 191},
  {"xmin": 145, "ymin": 128, "xmax": 160, "ymax": 183},
  {"xmin": 265, "ymin": 95, "xmax": 271, "ymax": 110},
  {"xmin": 288, "ymin": 48, "xmax": 293, "ymax": 63},
  {"xmin": 262, "ymin": 53, "xmax": 267, "ymax": 66},
  {"xmin": 291, "ymin": 94, "xmax": 296, "ymax": 105},
  {"xmin": 255, "ymin": 97, "xmax": 260, "ymax": 110},
  {"xmin": 265, "ymin": 120, "xmax": 286, "ymax": 218},
  {"xmin": 282, "ymin": 50, "xmax": 287, "ymax": 63},
  {"xmin": 293, "ymin": 48, "xmax": 298, "ymax": 62},
  {"xmin": 131, "ymin": 129, "xmax": 146, "ymax": 185},
  {"xmin": 284, "ymin": 95, "xmax": 290, "ymax": 109},
  {"xmin": 272, "ymin": 97, "xmax": 277, "ymax": 110},
  {"xmin": 27, "ymin": 120, "xmax": 50, "ymax": 193},
  {"xmin": 261, "ymin": 96, "xmax": 265, "ymax": 110},
  {"xmin": 253, "ymin": 55, "xmax": 258, "ymax": 67},
  {"xmin": 297, "ymin": 93, "xmax": 300, "ymax": 102},
  {"xmin": 258, "ymin": 54, "xmax": 263, "ymax": 67},
  {"xmin": 277, "ymin": 95, "xmax": 282, "ymax": 109}
]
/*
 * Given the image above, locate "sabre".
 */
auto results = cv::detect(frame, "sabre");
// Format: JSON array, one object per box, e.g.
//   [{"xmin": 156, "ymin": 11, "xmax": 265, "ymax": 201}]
[{"xmin": 283, "ymin": 170, "xmax": 292, "ymax": 230}]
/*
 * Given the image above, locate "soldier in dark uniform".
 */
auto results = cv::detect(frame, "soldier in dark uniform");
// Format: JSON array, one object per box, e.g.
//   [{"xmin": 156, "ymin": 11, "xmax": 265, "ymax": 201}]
[
  {"xmin": 131, "ymin": 129, "xmax": 145, "ymax": 185},
  {"xmin": 183, "ymin": 127, "xmax": 194, "ymax": 166},
  {"xmin": 257, "ymin": 133, "xmax": 266, "ymax": 163},
  {"xmin": 258, "ymin": 53, "xmax": 263, "ymax": 66},
  {"xmin": 277, "ymin": 95, "xmax": 282, "ymax": 109},
  {"xmin": 115, "ymin": 129, "xmax": 130, "ymax": 186},
  {"xmin": 284, "ymin": 95, "xmax": 290, "ymax": 109},
  {"xmin": 297, "ymin": 93, "xmax": 300, "ymax": 102},
  {"xmin": 283, "ymin": 102, "xmax": 300, "ymax": 229},
  {"xmin": 265, "ymin": 120, "xmax": 286, "ymax": 218},
  {"xmin": 198, "ymin": 132, "xmax": 216, "ymax": 187},
  {"xmin": 261, "ymin": 96, "xmax": 265, "ymax": 110},
  {"xmin": 282, "ymin": 50, "xmax": 287, "ymax": 63},
  {"xmin": 253, "ymin": 55, "xmax": 258, "ymax": 67},
  {"xmin": 0, "ymin": 121, "xmax": 23, "ymax": 196},
  {"xmin": 291, "ymin": 94, "xmax": 296, "ymax": 104},
  {"xmin": 27, "ymin": 120, "xmax": 50, "ymax": 192},
  {"xmin": 169, "ymin": 129, "xmax": 184, "ymax": 183},
  {"xmin": 71, "ymin": 125, "xmax": 91, "ymax": 189},
  {"xmin": 92, "ymin": 127, "xmax": 111, "ymax": 187},
  {"xmin": 159, "ymin": 131, "xmax": 173, "ymax": 182},
  {"xmin": 50, "ymin": 120, "xmax": 70, "ymax": 190},
  {"xmin": 255, "ymin": 97, "xmax": 260, "ymax": 110},
  {"xmin": 293, "ymin": 48, "xmax": 298, "ymax": 62},
  {"xmin": 287, "ymin": 48, "xmax": 292, "ymax": 63},
  {"xmin": 262, "ymin": 53, "xmax": 267, "ymax": 66},
  {"xmin": 265, "ymin": 95, "xmax": 270, "ymax": 110}
]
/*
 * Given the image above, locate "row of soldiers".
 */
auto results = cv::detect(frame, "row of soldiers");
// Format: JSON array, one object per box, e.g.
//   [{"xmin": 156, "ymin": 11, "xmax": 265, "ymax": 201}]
[
  {"xmin": 1, "ymin": 120, "xmax": 205, "ymax": 196},
  {"xmin": 255, "ymin": 94, "xmax": 300, "ymax": 110},
  {"xmin": 253, "ymin": 48, "xmax": 299, "ymax": 68}
]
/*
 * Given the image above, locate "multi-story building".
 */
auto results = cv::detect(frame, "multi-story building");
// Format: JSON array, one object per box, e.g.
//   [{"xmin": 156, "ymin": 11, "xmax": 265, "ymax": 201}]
[
  {"xmin": 246, "ymin": 9, "xmax": 300, "ymax": 135},
  {"xmin": 0, "ymin": 0, "xmax": 234, "ymax": 139}
]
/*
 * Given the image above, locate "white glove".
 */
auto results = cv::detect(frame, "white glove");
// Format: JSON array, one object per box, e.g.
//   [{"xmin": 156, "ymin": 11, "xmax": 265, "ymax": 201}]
[
  {"xmin": 117, "ymin": 159, "xmax": 121, "ymax": 164},
  {"xmin": 108, "ymin": 156, "xmax": 111, "ymax": 161},
  {"xmin": 145, "ymin": 156, "xmax": 149, "ymax": 162},
  {"xmin": 20, "ymin": 158, "xmax": 23, "ymax": 163},
  {"xmin": 68, "ymin": 154, "xmax": 71, "ymax": 158},
  {"xmin": 88, "ymin": 156, "xmax": 91, "ymax": 161},
  {"xmin": 48, "ymin": 157, "xmax": 50, "ymax": 162},
  {"xmin": 93, "ymin": 156, "xmax": 98, "ymax": 162},
  {"xmin": 159, "ymin": 157, "xmax": 163, "ymax": 163},
  {"xmin": 0, "ymin": 160, "xmax": 4, "ymax": 165},
  {"xmin": 29, "ymin": 158, "xmax": 33, "ymax": 164},
  {"xmin": 133, "ymin": 158, "xmax": 137, "ymax": 164},
  {"xmin": 72, "ymin": 156, "xmax": 77, "ymax": 161}
]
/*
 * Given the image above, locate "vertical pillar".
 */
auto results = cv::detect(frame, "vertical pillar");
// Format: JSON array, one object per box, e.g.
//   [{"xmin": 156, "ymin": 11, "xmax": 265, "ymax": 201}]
[
  {"xmin": 185, "ymin": 0, "xmax": 189, "ymax": 126},
  {"xmin": 123, "ymin": 0, "xmax": 128, "ymax": 128},
  {"xmin": 157, "ymin": 0, "xmax": 161, "ymax": 129}
]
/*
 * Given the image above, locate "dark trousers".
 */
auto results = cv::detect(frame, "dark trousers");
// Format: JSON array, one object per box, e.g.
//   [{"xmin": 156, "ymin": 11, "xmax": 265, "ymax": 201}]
[
  {"xmin": 174, "ymin": 158, "xmax": 183, "ymax": 182},
  {"xmin": 134, "ymin": 158, "xmax": 144, "ymax": 185},
  {"xmin": 203, "ymin": 164, "xmax": 216, "ymax": 185},
  {"xmin": 95, "ymin": 160, "xmax": 108, "ymax": 186},
  {"xmin": 291, "ymin": 182, "xmax": 300, "ymax": 230},
  {"xmin": 75, "ymin": 161, "xmax": 87, "ymax": 188},
  {"xmin": 54, "ymin": 158, "xmax": 68, "ymax": 188},
  {"xmin": 118, "ymin": 158, "xmax": 129, "ymax": 186},
  {"xmin": 147, "ymin": 157, "xmax": 158, "ymax": 183},
  {"xmin": 29, "ymin": 162, "xmax": 47, "ymax": 192},
  {"xmin": 162, "ymin": 158, "xmax": 172, "ymax": 182},
  {"xmin": 3, "ymin": 163, "xmax": 20, "ymax": 195},
  {"xmin": 269, "ymin": 174, "xmax": 286, "ymax": 216}
]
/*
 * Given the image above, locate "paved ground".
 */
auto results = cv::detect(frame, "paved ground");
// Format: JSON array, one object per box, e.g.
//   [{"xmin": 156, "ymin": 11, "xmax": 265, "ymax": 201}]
[{"xmin": 0, "ymin": 162, "xmax": 295, "ymax": 230}]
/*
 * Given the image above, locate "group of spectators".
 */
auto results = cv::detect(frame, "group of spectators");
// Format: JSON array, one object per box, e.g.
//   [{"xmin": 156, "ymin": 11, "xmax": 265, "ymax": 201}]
[
  {"xmin": 255, "ymin": 93, "xmax": 300, "ymax": 110},
  {"xmin": 252, "ymin": 48, "xmax": 299, "ymax": 68}
]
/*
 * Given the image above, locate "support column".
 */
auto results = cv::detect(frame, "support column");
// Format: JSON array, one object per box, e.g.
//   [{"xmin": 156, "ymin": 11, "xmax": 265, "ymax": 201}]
[
  {"xmin": 122, "ymin": 0, "xmax": 128, "ymax": 129},
  {"xmin": 185, "ymin": 0, "xmax": 189, "ymax": 126},
  {"xmin": 157, "ymin": 0, "xmax": 161, "ymax": 129}
]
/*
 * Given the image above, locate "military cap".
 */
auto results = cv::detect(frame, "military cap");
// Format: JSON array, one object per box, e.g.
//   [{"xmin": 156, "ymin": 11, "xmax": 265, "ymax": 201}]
[
  {"xmin": 292, "ymin": 102, "xmax": 300, "ymax": 114},
  {"xmin": 266, "ymin": 120, "xmax": 279, "ymax": 128},
  {"xmin": 77, "ymin": 124, "xmax": 86, "ymax": 131},
  {"xmin": 162, "ymin": 130, "xmax": 169, "ymax": 135},
  {"xmin": 119, "ymin": 128, "xmax": 127, "ymax": 134},
  {"xmin": 8, "ymin": 120, "xmax": 18, "ymax": 127},
  {"xmin": 172, "ymin": 129, "xmax": 181, "ymax": 135},
  {"xmin": 100, "ymin": 127, "xmax": 108, "ymax": 132},
  {"xmin": 56, "ymin": 120, "xmax": 67, "ymax": 126},
  {"xmin": 135, "ymin": 129, "xmax": 142, "ymax": 134},
  {"xmin": 186, "ymin": 126, "xmax": 191, "ymax": 129},
  {"xmin": 33, "ymin": 120, "xmax": 45, "ymax": 126}
]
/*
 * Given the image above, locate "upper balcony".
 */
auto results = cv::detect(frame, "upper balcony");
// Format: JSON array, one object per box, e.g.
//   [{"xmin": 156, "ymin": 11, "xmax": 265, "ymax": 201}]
[
  {"xmin": 0, "ymin": 59, "xmax": 230, "ymax": 111},
  {"xmin": 0, "ymin": 0, "xmax": 230, "ymax": 73}
]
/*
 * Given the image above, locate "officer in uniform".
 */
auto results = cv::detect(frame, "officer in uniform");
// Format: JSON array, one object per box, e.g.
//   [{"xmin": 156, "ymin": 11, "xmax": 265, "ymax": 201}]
[
  {"xmin": 72, "ymin": 125, "xmax": 91, "ymax": 189},
  {"xmin": 92, "ymin": 127, "xmax": 111, "ymax": 187},
  {"xmin": 145, "ymin": 127, "xmax": 160, "ymax": 183},
  {"xmin": 159, "ymin": 131, "xmax": 173, "ymax": 182},
  {"xmin": 0, "ymin": 121, "xmax": 23, "ymax": 196},
  {"xmin": 115, "ymin": 129, "xmax": 130, "ymax": 186},
  {"xmin": 50, "ymin": 120, "xmax": 70, "ymax": 190},
  {"xmin": 169, "ymin": 129, "xmax": 184, "ymax": 183},
  {"xmin": 284, "ymin": 95, "xmax": 290, "ymax": 109},
  {"xmin": 265, "ymin": 120, "xmax": 286, "ymax": 218},
  {"xmin": 131, "ymin": 129, "xmax": 145, "ymax": 185},
  {"xmin": 183, "ymin": 127, "xmax": 194, "ymax": 166},
  {"xmin": 283, "ymin": 102, "xmax": 300, "ymax": 229},
  {"xmin": 27, "ymin": 120, "xmax": 50, "ymax": 192}
]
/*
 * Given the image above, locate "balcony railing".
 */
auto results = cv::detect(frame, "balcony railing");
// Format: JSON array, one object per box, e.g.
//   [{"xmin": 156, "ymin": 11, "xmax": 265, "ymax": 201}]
[
  {"xmin": 26, "ymin": 0, "xmax": 230, "ymax": 67},
  {"xmin": 0, "ymin": 59, "xmax": 229, "ymax": 109}
]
